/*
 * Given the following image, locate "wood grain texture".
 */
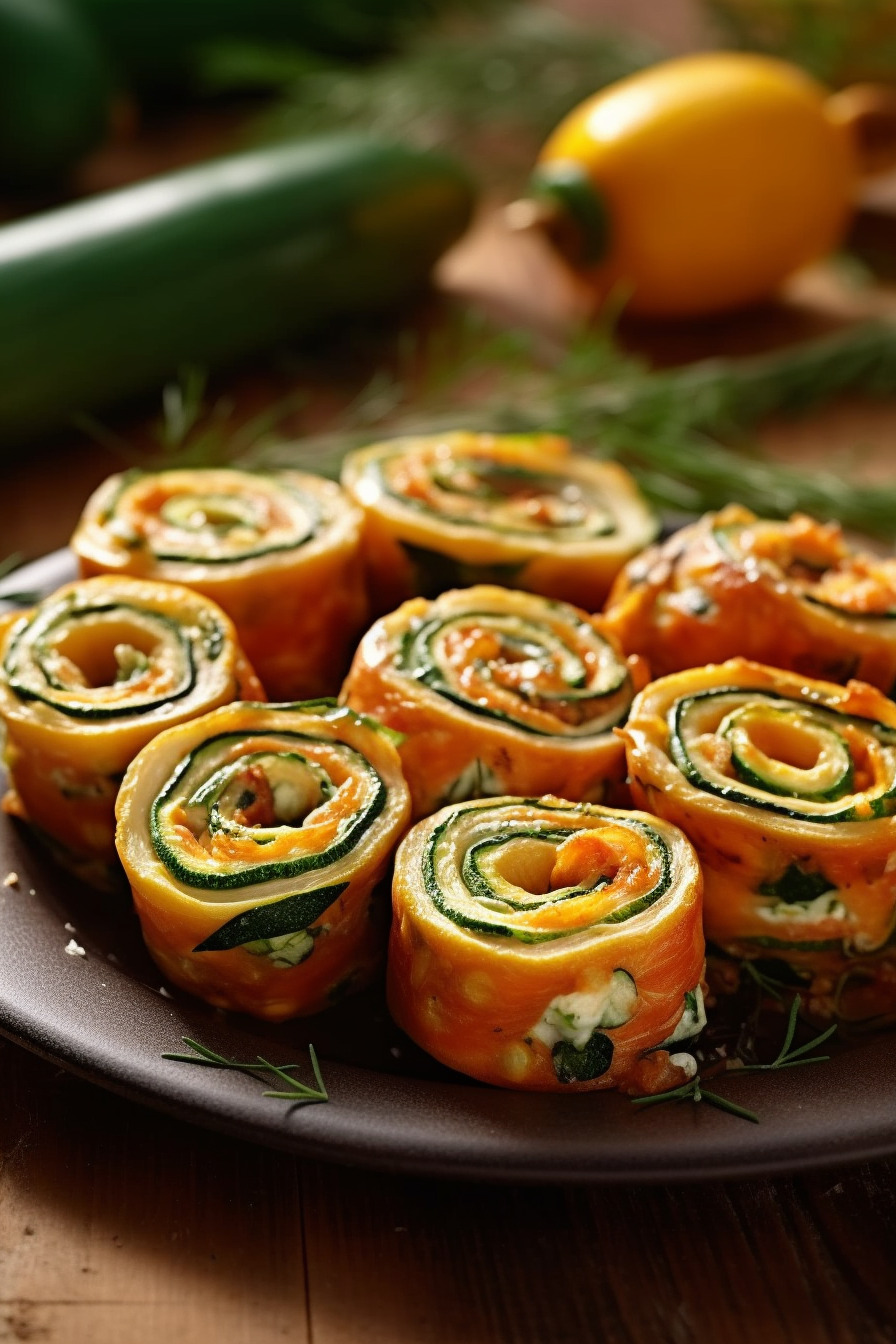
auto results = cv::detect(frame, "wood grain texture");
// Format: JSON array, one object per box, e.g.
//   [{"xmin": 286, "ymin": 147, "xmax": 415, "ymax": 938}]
[
  {"xmin": 0, "ymin": 1041, "xmax": 308, "ymax": 1343},
  {"xmin": 4, "ymin": 1039, "xmax": 896, "ymax": 1344}
]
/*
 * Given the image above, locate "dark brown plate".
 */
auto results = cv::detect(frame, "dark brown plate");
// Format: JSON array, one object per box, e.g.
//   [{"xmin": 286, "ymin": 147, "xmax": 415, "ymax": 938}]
[{"xmin": 1, "ymin": 550, "xmax": 894, "ymax": 1184}]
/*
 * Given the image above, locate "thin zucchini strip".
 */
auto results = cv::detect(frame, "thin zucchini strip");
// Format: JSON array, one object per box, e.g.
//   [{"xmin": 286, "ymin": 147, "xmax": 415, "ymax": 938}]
[
  {"xmin": 341, "ymin": 431, "xmax": 657, "ymax": 614},
  {"xmin": 621, "ymin": 659, "xmax": 896, "ymax": 1018},
  {"xmin": 604, "ymin": 504, "xmax": 896, "ymax": 691},
  {"xmin": 0, "ymin": 575, "xmax": 261, "ymax": 886},
  {"xmin": 73, "ymin": 467, "xmax": 369, "ymax": 701},
  {"xmin": 342, "ymin": 585, "xmax": 645, "ymax": 817},
  {"xmin": 116, "ymin": 701, "xmax": 411, "ymax": 1019},
  {"xmin": 389, "ymin": 796, "xmax": 704, "ymax": 1093}
]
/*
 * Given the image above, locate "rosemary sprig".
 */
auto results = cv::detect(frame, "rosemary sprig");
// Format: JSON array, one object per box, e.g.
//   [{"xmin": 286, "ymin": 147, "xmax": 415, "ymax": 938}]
[
  {"xmin": 732, "ymin": 996, "xmax": 837, "ymax": 1075},
  {"xmin": 631, "ymin": 1075, "xmax": 761, "ymax": 1123},
  {"xmin": 250, "ymin": 313, "xmax": 896, "ymax": 539},
  {"xmin": 741, "ymin": 959, "xmax": 788, "ymax": 1003},
  {"xmin": 96, "ymin": 306, "xmax": 896, "ymax": 541},
  {"xmin": 631, "ymin": 997, "xmax": 836, "ymax": 1124},
  {"xmin": 163, "ymin": 1036, "xmax": 329, "ymax": 1105}
]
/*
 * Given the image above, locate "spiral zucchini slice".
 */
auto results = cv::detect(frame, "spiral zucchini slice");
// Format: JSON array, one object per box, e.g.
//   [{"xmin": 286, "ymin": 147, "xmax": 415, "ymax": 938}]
[
  {"xmin": 72, "ymin": 467, "xmax": 369, "ymax": 700},
  {"xmin": 604, "ymin": 504, "xmax": 896, "ymax": 691},
  {"xmin": 341, "ymin": 431, "xmax": 657, "ymax": 614},
  {"xmin": 0, "ymin": 576, "xmax": 260, "ymax": 885},
  {"xmin": 116, "ymin": 701, "xmax": 411, "ymax": 1019},
  {"xmin": 389, "ymin": 796, "xmax": 704, "ymax": 1093},
  {"xmin": 621, "ymin": 659, "xmax": 896, "ymax": 1015},
  {"xmin": 342, "ymin": 585, "xmax": 644, "ymax": 817}
]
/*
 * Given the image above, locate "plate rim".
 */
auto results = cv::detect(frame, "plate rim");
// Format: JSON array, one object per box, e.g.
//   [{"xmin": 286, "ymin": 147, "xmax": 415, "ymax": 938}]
[{"xmin": 2, "ymin": 548, "xmax": 896, "ymax": 1185}]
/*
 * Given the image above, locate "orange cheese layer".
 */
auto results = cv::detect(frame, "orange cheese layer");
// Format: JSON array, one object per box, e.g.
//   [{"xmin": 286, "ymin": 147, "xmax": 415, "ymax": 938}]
[
  {"xmin": 116, "ymin": 702, "xmax": 411, "ymax": 1020},
  {"xmin": 604, "ymin": 505, "xmax": 896, "ymax": 691},
  {"xmin": 342, "ymin": 586, "xmax": 646, "ymax": 818},
  {"xmin": 0, "ymin": 577, "xmax": 261, "ymax": 880},
  {"xmin": 620, "ymin": 659, "xmax": 896, "ymax": 984},
  {"xmin": 72, "ymin": 468, "xmax": 369, "ymax": 701},
  {"xmin": 341, "ymin": 432, "xmax": 657, "ymax": 615},
  {"xmin": 388, "ymin": 797, "xmax": 704, "ymax": 1094}
]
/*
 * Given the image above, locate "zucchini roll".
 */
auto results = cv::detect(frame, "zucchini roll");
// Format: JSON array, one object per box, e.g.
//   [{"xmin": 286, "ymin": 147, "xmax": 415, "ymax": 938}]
[
  {"xmin": 116, "ymin": 701, "xmax": 411, "ymax": 1019},
  {"xmin": 604, "ymin": 504, "xmax": 896, "ymax": 691},
  {"xmin": 622, "ymin": 659, "xmax": 896, "ymax": 1015},
  {"xmin": 389, "ymin": 796, "xmax": 705, "ymax": 1093},
  {"xmin": 0, "ymin": 575, "xmax": 261, "ymax": 885},
  {"xmin": 342, "ymin": 585, "xmax": 646, "ymax": 817},
  {"xmin": 341, "ymin": 431, "xmax": 657, "ymax": 613},
  {"xmin": 72, "ymin": 467, "xmax": 369, "ymax": 701}
]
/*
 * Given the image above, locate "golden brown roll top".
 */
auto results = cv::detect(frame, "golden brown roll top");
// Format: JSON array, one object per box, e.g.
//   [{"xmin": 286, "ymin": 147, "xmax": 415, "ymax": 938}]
[
  {"xmin": 604, "ymin": 504, "xmax": 896, "ymax": 691},
  {"xmin": 72, "ymin": 466, "xmax": 368, "ymax": 700},
  {"xmin": 389, "ymin": 795, "xmax": 705, "ymax": 1093},
  {"xmin": 0, "ymin": 574, "xmax": 261, "ymax": 884},
  {"xmin": 341, "ymin": 431, "xmax": 657, "ymax": 614},
  {"xmin": 116, "ymin": 700, "xmax": 411, "ymax": 1019},
  {"xmin": 621, "ymin": 659, "xmax": 896, "ymax": 1021},
  {"xmin": 342, "ymin": 584, "xmax": 646, "ymax": 817}
]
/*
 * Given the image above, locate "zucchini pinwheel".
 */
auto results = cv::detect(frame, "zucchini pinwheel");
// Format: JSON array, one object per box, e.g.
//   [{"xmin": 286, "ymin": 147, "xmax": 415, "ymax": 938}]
[
  {"xmin": 604, "ymin": 504, "xmax": 896, "ymax": 691},
  {"xmin": 389, "ymin": 796, "xmax": 705, "ymax": 1093},
  {"xmin": 621, "ymin": 659, "xmax": 896, "ymax": 1016},
  {"xmin": 342, "ymin": 585, "xmax": 645, "ymax": 817},
  {"xmin": 72, "ymin": 467, "xmax": 369, "ymax": 700},
  {"xmin": 0, "ymin": 575, "xmax": 260, "ymax": 885},
  {"xmin": 341, "ymin": 431, "xmax": 657, "ymax": 613},
  {"xmin": 115, "ymin": 700, "xmax": 411, "ymax": 1019}
]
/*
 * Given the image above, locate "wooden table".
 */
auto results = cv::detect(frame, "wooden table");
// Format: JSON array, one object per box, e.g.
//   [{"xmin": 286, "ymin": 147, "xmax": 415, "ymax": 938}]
[{"xmin": 6, "ymin": 6, "xmax": 896, "ymax": 1340}]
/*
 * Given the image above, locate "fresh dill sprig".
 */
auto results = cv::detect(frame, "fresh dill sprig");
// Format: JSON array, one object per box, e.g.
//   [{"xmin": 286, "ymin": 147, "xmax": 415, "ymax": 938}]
[
  {"xmin": 705, "ymin": 0, "xmax": 896, "ymax": 86},
  {"xmin": 74, "ymin": 366, "xmax": 308, "ymax": 472},
  {"xmin": 163, "ymin": 1036, "xmax": 329, "ymax": 1105},
  {"xmin": 631, "ymin": 997, "xmax": 836, "ymax": 1124},
  {"xmin": 631, "ymin": 1075, "xmax": 761, "ymax": 1124},
  {"xmin": 98, "ymin": 309, "xmax": 896, "ymax": 540},
  {"xmin": 732, "ymin": 996, "xmax": 837, "ymax": 1075},
  {"xmin": 247, "ymin": 312, "xmax": 896, "ymax": 539}
]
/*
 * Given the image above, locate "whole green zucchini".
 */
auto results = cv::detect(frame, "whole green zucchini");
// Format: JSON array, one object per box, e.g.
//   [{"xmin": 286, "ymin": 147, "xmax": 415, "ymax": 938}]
[
  {"xmin": 0, "ymin": 136, "xmax": 474, "ymax": 447},
  {"xmin": 0, "ymin": 0, "xmax": 111, "ymax": 184}
]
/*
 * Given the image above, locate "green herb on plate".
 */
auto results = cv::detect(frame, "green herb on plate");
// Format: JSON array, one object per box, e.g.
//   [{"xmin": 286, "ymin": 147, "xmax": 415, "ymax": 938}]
[
  {"xmin": 248, "ymin": 311, "xmax": 896, "ymax": 540},
  {"xmin": 631, "ymin": 997, "xmax": 836, "ymax": 1124},
  {"xmin": 163, "ymin": 1036, "xmax": 329, "ymax": 1105}
]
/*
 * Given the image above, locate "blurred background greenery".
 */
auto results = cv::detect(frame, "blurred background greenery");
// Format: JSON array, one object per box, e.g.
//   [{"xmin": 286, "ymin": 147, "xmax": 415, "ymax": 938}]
[{"xmin": 3, "ymin": 0, "xmax": 896, "ymax": 556}]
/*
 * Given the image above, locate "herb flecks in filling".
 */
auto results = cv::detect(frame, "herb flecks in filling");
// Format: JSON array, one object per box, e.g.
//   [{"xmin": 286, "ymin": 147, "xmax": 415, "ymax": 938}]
[
  {"xmin": 715, "ymin": 515, "xmax": 896, "ymax": 619},
  {"xmin": 398, "ymin": 599, "xmax": 631, "ymax": 739},
  {"xmin": 151, "ymin": 729, "xmax": 386, "ymax": 890},
  {"xmin": 670, "ymin": 688, "xmax": 896, "ymax": 823}
]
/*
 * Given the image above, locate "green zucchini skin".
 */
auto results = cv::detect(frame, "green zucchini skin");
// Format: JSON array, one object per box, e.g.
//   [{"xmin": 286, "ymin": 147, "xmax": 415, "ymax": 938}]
[
  {"xmin": 0, "ymin": 0, "xmax": 111, "ymax": 184},
  {"xmin": 0, "ymin": 136, "xmax": 474, "ymax": 447}
]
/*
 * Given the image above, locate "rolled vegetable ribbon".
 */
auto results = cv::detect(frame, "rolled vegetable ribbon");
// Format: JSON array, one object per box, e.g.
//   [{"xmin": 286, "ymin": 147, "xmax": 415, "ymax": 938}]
[
  {"xmin": 341, "ymin": 431, "xmax": 657, "ymax": 614},
  {"xmin": 604, "ymin": 504, "xmax": 896, "ymax": 690},
  {"xmin": 342, "ymin": 585, "xmax": 646, "ymax": 817},
  {"xmin": 116, "ymin": 700, "xmax": 411, "ymax": 1019},
  {"xmin": 621, "ymin": 659, "xmax": 896, "ymax": 1018},
  {"xmin": 0, "ymin": 575, "xmax": 261, "ymax": 886},
  {"xmin": 72, "ymin": 467, "xmax": 369, "ymax": 701},
  {"xmin": 389, "ymin": 796, "xmax": 705, "ymax": 1093}
]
